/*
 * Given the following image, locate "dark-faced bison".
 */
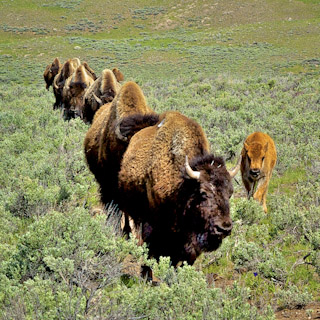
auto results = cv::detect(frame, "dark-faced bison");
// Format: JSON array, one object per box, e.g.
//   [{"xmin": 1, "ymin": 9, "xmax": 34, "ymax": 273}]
[
  {"xmin": 62, "ymin": 63, "xmax": 96, "ymax": 119},
  {"xmin": 82, "ymin": 68, "xmax": 122, "ymax": 124},
  {"xmin": 118, "ymin": 111, "xmax": 236, "ymax": 265},
  {"xmin": 43, "ymin": 57, "xmax": 61, "ymax": 91},
  {"xmin": 53, "ymin": 58, "xmax": 81, "ymax": 110}
]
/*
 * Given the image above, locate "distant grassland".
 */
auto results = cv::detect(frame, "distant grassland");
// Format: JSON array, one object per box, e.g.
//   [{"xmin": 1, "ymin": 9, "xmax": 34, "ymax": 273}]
[
  {"xmin": 0, "ymin": 0, "xmax": 320, "ymax": 318},
  {"xmin": 1, "ymin": 0, "xmax": 320, "ymax": 80}
]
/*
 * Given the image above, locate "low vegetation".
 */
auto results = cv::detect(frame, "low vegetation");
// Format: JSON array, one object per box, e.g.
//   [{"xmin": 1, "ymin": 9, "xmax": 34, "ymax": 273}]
[{"xmin": 0, "ymin": 0, "xmax": 319, "ymax": 319}]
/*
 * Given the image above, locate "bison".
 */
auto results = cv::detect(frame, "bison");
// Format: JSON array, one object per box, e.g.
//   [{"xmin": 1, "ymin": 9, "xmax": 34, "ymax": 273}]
[
  {"xmin": 84, "ymin": 81, "xmax": 158, "ymax": 205},
  {"xmin": 232, "ymin": 131, "xmax": 277, "ymax": 213},
  {"xmin": 118, "ymin": 111, "xmax": 236, "ymax": 266},
  {"xmin": 43, "ymin": 57, "xmax": 61, "ymax": 91},
  {"xmin": 62, "ymin": 63, "xmax": 96, "ymax": 119},
  {"xmin": 112, "ymin": 67, "xmax": 124, "ymax": 82},
  {"xmin": 53, "ymin": 58, "xmax": 81, "ymax": 110},
  {"xmin": 82, "ymin": 68, "xmax": 122, "ymax": 124}
]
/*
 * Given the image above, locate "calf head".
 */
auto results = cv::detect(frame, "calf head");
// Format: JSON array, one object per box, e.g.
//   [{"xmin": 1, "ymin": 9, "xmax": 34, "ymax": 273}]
[
  {"xmin": 244, "ymin": 141, "xmax": 268, "ymax": 180},
  {"xmin": 182, "ymin": 155, "xmax": 233, "ymax": 261}
]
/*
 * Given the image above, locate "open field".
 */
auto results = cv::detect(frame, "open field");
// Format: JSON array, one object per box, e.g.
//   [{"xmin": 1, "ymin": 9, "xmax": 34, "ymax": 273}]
[{"xmin": 0, "ymin": 0, "xmax": 319, "ymax": 319}]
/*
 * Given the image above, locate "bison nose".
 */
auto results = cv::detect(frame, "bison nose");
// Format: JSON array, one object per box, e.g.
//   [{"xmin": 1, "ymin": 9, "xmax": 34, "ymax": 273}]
[
  {"xmin": 74, "ymin": 110, "xmax": 82, "ymax": 118},
  {"xmin": 250, "ymin": 169, "xmax": 260, "ymax": 177},
  {"xmin": 215, "ymin": 220, "xmax": 233, "ymax": 236}
]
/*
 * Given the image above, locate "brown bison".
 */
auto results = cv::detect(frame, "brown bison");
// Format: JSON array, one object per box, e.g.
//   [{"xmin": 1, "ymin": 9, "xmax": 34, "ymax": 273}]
[
  {"xmin": 118, "ymin": 111, "xmax": 236, "ymax": 266},
  {"xmin": 43, "ymin": 57, "xmax": 61, "ymax": 90},
  {"xmin": 232, "ymin": 131, "xmax": 277, "ymax": 213},
  {"xmin": 84, "ymin": 81, "xmax": 158, "ymax": 205},
  {"xmin": 53, "ymin": 58, "xmax": 81, "ymax": 110},
  {"xmin": 62, "ymin": 64, "xmax": 96, "ymax": 119},
  {"xmin": 82, "ymin": 68, "xmax": 122, "ymax": 124},
  {"xmin": 112, "ymin": 67, "xmax": 124, "ymax": 82}
]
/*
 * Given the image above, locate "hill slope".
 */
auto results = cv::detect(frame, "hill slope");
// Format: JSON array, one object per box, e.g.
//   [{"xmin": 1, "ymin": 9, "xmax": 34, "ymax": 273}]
[{"xmin": 0, "ymin": 1, "xmax": 319, "ymax": 319}]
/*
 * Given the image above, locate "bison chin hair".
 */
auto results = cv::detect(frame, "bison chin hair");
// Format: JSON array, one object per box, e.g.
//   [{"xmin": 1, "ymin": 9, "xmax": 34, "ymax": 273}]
[
  {"xmin": 196, "ymin": 232, "xmax": 225, "ymax": 250},
  {"xmin": 182, "ymin": 232, "xmax": 224, "ymax": 265}
]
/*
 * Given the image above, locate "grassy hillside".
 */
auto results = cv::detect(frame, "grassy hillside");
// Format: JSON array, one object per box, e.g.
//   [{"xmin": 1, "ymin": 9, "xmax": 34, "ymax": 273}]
[{"xmin": 0, "ymin": 0, "xmax": 319, "ymax": 319}]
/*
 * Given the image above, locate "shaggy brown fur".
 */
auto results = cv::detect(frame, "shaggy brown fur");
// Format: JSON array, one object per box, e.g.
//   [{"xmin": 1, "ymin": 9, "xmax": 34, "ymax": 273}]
[
  {"xmin": 233, "ymin": 131, "xmax": 277, "ymax": 213},
  {"xmin": 43, "ymin": 57, "xmax": 61, "ymax": 90},
  {"xmin": 83, "ymin": 69, "xmax": 122, "ymax": 124},
  {"xmin": 112, "ymin": 68, "xmax": 124, "ymax": 82},
  {"xmin": 84, "ymin": 81, "xmax": 156, "ymax": 205},
  {"xmin": 118, "ymin": 111, "xmax": 234, "ymax": 265},
  {"xmin": 62, "ymin": 64, "xmax": 95, "ymax": 119},
  {"xmin": 52, "ymin": 58, "xmax": 80, "ymax": 109},
  {"xmin": 82, "ymin": 61, "xmax": 97, "ymax": 81}
]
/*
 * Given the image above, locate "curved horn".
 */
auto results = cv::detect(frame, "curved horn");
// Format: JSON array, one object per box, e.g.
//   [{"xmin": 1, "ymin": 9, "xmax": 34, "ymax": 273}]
[
  {"xmin": 53, "ymin": 79, "xmax": 59, "ymax": 90},
  {"xmin": 228, "ymin": 156, "xmax": 241, "ymax": 178},
  {"xmin": 185, "ymin": 156, "xmax": 201, "ymax": 180},
  {"xmin": 115, "ymin": 121, "xmax": 128, "ymax": 142},
  {"xmin": 92, "ymin": 92, "xmax": 103, "ymax": 105}
]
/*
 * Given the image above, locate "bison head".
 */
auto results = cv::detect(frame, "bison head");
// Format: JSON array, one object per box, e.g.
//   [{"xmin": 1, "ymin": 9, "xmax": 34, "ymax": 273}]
[
  {"xmin": 43, "ymin": 58, "xmax": 61, "ymax": 90},
  {"xmin": 244, "ymin": 141, "xmax": 268, "ymax": 181},
  {"xmin": 68, "ymin": 65, "xmax": 95, "ymax": 118},
  {"xmin": 182, "ymin": 155, "xmax": 233, "ymax": 262}
]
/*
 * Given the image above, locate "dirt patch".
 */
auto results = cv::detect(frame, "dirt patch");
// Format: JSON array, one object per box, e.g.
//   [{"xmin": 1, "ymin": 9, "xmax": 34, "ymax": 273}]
[{"xmin": 275, "ymin": 302, "xmax": 320, "ymax": 320}]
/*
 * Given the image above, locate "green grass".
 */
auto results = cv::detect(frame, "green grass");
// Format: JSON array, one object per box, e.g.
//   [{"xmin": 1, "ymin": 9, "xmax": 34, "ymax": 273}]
[
  {"xmin": 0, "ymin": 0, "xmax": 320, "ymax": 318},
  {"xmin": 269, "ymin": 167, "xmax": 306, "ymax": 194}
]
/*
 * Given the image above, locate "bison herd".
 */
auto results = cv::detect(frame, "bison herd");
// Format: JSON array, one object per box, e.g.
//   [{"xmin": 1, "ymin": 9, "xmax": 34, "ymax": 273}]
[
  {"xmin": 44, "ymin": 57, "xmax": 277, "ymax": 268},
  {"xmin": 44, "ymin": 57, "xmax": 123, "ymax": 122}
]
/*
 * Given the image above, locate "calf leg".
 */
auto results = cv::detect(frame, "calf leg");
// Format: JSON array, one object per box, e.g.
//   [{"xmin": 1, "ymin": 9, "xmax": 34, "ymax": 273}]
[
  {"xmin": 242, "ymin": 175, "xmax": 254, "ymax": 199},
  {"xmin": 254, "ymin": 177, "xmax": 270, "ymax": 213}
]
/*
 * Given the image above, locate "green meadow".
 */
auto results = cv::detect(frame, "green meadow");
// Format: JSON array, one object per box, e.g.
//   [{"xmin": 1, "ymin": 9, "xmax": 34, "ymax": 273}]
[{"xmin": 0, "ymin": 0, "xmax": 319, "ymax": 319}]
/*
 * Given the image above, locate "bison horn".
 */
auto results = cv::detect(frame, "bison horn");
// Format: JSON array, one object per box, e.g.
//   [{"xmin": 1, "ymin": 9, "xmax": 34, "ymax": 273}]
[
  {"xmin": 185, "ymin": 156, "xmax": 201, "ymax": 180},
  {"xmin": 53, "ymin": 80, "xmax": 59, "ymax": 90},
  {"xmin": 228, "ymin": 155, "xmax": 241, "ymax": 178},
  {"xmin": 92, "ymin": 92, "xmax": 103, "ymax": 105},
  {"xmin": 115, "ymin": 121, "xmax": 128, "ymax": 142}
]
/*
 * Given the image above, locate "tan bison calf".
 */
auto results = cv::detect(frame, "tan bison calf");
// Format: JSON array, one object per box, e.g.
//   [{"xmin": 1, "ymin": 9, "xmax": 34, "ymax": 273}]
[{"xmin": 233, "ymin": 131, "xmax": 277, "ymax": 213}]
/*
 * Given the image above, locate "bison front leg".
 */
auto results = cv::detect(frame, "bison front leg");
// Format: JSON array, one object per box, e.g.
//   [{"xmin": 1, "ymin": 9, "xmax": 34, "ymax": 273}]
[
  {"xmin": 121, "ymin": 212, "xmax": 143, "ymax": 245},
  {"xmin": 242, "ymin": 175, "xmax": 254, "ymax": 199},
  {"xmin": 253, "ymin": 176, "xmax": 270, "ymax": 213}
]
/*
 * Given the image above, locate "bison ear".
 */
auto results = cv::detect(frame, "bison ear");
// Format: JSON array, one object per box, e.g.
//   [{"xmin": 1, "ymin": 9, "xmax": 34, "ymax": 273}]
[
  {"xmin": 264, "ymin": 142, "xmax": 269, "ymax": 153},
  {"xmin": 244, "ymin": 142, "xmax": 249, "ymax": 151}
]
